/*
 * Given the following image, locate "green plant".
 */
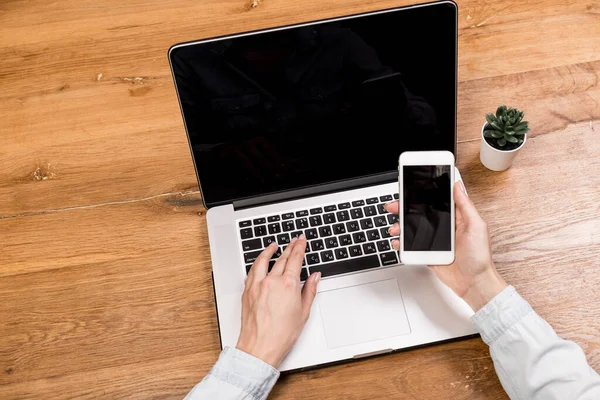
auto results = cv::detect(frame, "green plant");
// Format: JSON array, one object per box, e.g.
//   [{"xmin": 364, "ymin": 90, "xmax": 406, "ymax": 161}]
[{"xmin": 484, "ymin": 105, "xmax": 530, "ymax": 150}]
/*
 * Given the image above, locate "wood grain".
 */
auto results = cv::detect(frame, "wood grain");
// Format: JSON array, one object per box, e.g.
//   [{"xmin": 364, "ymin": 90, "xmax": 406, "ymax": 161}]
[{"xmin": 1, "ymin": 0, "xmax": 599, "ymax": 398}]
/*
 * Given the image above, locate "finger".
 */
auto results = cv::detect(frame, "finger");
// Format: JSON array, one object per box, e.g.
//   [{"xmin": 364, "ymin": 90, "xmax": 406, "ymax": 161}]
[
  {"xmin": 248, "ymin": 242, "xmax": 279, "ymax": 284},
  {"xmin": 284, "ymin": 234, "xmax": 307, "ymax": 279},
  {"xmin": 270, "ymin": 238, "xmax": 297, "ymax": 276},
  {"xmin": 384, "ymin": 200, "xmax": 399, "ymax": 215},
  {"xmin": 453, "ymin": 182, "xmax": 481, "ymax": 226},
  {"xmin": 388, "ymin": 222, "xmax": 400, "ymax": 237},
  {"xmin": 391, "ymin": 239, "xmax": 400, "ymax": 251},
  {"xmin": 301, "ymin": 271, "xmax": 321, "ymax": 318}
]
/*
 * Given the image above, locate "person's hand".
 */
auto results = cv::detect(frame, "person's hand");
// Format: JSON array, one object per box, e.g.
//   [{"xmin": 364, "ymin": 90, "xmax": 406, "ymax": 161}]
[
  {"xmin": 236, "ymin": 235, "xmax": 321, "ymax": 368},
  {"xmin": 387, "ymin": 181, "xmax": 507, "ymax": 312}
]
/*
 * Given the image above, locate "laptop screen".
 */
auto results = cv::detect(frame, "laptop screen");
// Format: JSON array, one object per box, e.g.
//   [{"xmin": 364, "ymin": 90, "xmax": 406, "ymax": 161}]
[{"xmin": 170, "ymin": 2, "xmax": 457, "ymax": 207}]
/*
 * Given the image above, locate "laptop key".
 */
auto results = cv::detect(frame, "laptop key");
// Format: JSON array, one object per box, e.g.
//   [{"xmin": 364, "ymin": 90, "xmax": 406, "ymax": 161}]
[
  {"xmin": 360, "ymin": 218, "xmax": 374, "ymax": 230},
  {"xmin": 380, "ymin": 227, "xmax": 392, "ymax": 238},
  {"xmin": 367, "ymin": 229, "xmax": 380, "ymax": 241},
  {"xmin": 352, "ymin": 200, "xmax": 365, "ymax": 207},
  {"xmin": 277, "ymin": 233, "xmax": 291, "ymax": 245},
  {"xmin": 377, "ymin": 204, "xmax": 387, "ymax": 214},
  {"xmin": 380, "ymin": 251, "xmax": 399, "ymax": 266},
  {"xmin": 244, "ymin": 250, "xmax": 262, "ymax": 264},
  {"xmin": 310, "ymin": 207, "xmax": 323, "ymax": 215},
  {"xmin": 325, "ymin": 237, "xmax": 339, "ymax": 249},
  {"xmin": 253, "ymin": 217, "xmax": 266, "ymax": 225},
  {"xmin": 297, "ymin": 218, "xmax": 309, "ymax": 229},
  {"xmin": 245, "ymin": 264, "xmax": 253, "ymax": 274},
  {"xmin": 296, "ymin": 210, "xmax": 308, "ymax": 217},
  {"xmin": 311, "ymin": 239, "xmax": 325, "ymax": 251},
  {"xmin": 387, "ymin": 214, "xmax": 398, "ymax": 224},
  {"xmin": 394, "ymin": 193, "xmax": 399, "ymax": 200},
  {"xmin": 309, "ymin": 215, "xmax": 323, "ymax": 227},
  {"xmin": 363, "ymin": 242, "xmax": 377, "ymax": 254},
  {"xmin": 374, "ymin": 216, "xmax": 387, "ymax": 227},
  {"xmin": 239, "ymin": 220, "xmax": 251, "ymax": 227},
  {"xmin": 324, "ymin": 213, "xmax": 336, "ymax": 224},
  {"xmin": 305, "ymin": 228, "xmax": 318, "ymax": 240},
  {"xmin": 333, "ymin": 223, "xmax": 346, "ymax": 234},
  {"xmin": 242, "ymin": 238, "xmax": 261, "ymax": 251},
  {"xmin": 334, "ymin": 248, "xmax": 349, "ymax": 260},
  {"xmin": 380, "ymin": 195, "xmax": 393, "ymax": 202},
  {"xmin": 349, "ymin": 245, "xmax": 363, "ymax": 257},
  {"xmin": 346, "ymin": 221, "xmax": 359, "ymax": 232},
  {"xmin": 321, "ymin": 250, "xmax": 334, "ymax": 262},
  {"xmin": 377, "ymin": 240, "xmax": 391, "ymax": 252},
  {"xmin": 268, "ymin": 223, "xmax": 281, "ymax": 234},
  {"xmin": 352, "ymin": 232, "xmax": 367, "ymax": 243},
  {"xmin": 272, "ymin": 247, "xmax": 282, "ymax": 259},
  {"xmin": 336, "ymin": 210, "xmax": 350, "ymax": 222},
  {"xmin": 300, "ymin": 268, "xmax": 309, "ymax": 282},
  {"xmin": 268, "ymin": 215, "xmax": 280, "ymax": 222},
  {"xmin": 318, "ymin": 226, "xmax": 332, "ymax": 237},
  {"xmin": 350, "ymin": 208, "xmax": 364, "ymax": 219},
  {"xmin": 324, "ymin": 205, "xmax": 337, "ymax": 212},
  {"xmin": 282, "ymin": 212, "xmax": 295, "ymax": 220},
  {"xmin": 254, "ymin": 225, "xmax": 267, "ymax": 237},
  {"xmin": 366, "ymin": 197, "xmax": 378, "ymax": 204},
  {"xmin": 268, "ymin": 260, "xmax": 276, "ymax": 272},
  {"xmin": 282, "ymin": 220, "xmax": 295, "ymax": 232},
  {"xmin": 338, "ymin": 202, "xmax": 351, "ymax": 209},
  {"xmin": 263, "ymin": 236, "xmax": 276, "ymax": 247},
  {"xmin": 364, "ymin": 205, "xmax": 376, "ymax": 216},
  {"xmin": 339, "ymin": 234, "xmax": 352, "ymax": 246},
  {"xmin": 290, "ymin": 230, "xmax": 302, "ymax": 239},
  {"xmin": 240, "ymin": 228, "xmax": 253, "ymax": 239},
  {"xmin": 309, "ymin": 255, "xmax": 379, "ymax": 278},
  {"xmin": 306, "ymin": 253, "xmax": 320, "ymax": 265}
]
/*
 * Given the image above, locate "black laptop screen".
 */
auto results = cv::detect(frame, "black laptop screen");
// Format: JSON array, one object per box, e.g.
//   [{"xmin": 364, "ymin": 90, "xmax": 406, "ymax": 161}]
[{"xmin": 170, "ymin": 2, "xmax": 457, "ymax": 207}]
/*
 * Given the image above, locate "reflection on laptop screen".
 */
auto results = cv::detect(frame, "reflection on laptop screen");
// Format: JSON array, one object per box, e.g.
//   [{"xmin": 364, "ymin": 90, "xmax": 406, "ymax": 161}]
[{"xmin": 170, "ymin": 3, "xmax": 457, "ymax": 206}]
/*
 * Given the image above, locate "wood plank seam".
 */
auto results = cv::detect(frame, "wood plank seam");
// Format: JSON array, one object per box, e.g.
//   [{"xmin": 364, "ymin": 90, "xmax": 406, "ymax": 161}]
[{"xmin": 0, "ymin": 190, "xmax": 200, "ymax": 220}]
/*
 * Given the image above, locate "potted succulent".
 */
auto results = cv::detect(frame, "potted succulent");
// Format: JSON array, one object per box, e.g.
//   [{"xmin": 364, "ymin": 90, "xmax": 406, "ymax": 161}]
[{"xmin": 480, "ymin": 105, "xmax": 530, "ymax": 171}]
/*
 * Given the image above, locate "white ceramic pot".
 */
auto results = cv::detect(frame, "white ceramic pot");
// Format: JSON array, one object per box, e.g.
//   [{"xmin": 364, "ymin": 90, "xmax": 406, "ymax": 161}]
[{"xmin": 479, "ymin": 122, "xmax": 526, "ymax": 171}]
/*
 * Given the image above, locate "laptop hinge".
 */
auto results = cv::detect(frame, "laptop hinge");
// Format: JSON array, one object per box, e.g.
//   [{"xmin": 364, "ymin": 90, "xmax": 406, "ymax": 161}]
[{"xmin": 232, "ymin": 171, "xmax": 398, "ymax": 211}]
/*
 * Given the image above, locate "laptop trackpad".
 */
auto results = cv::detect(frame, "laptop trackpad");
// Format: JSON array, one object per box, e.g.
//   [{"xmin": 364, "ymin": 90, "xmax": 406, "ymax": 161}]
[{"xmin": 318, "ymin": 279, "xmax": 411, "ymax": 349}]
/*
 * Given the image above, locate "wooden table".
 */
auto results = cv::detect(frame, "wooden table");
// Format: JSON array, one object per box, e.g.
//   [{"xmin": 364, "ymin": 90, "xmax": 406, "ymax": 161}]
[{"xmin": 1, "ymin": 0, "xmax": 599, "ymax": 398}]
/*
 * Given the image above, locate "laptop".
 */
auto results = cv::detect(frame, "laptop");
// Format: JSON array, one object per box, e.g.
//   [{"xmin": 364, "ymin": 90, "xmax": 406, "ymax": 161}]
[{"xmin": 169, "ymin": 0, "xmax": 477, "ymax": 372}]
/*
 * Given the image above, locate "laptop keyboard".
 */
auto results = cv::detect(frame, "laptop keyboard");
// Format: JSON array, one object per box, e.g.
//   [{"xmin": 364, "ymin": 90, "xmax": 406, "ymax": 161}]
[{"xmin": 238, "ymin": 193, "xmax": 400, "ymax": 281}]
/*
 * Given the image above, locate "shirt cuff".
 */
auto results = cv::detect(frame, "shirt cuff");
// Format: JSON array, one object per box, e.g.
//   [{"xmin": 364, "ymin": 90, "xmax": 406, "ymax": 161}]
[
  {"xmin": 209, "ymin": 346, "xmax": 280, "ymax": 399},
  {"xmin": 471, "ymin": 285, "xmax": 533, "ymax": 345}
]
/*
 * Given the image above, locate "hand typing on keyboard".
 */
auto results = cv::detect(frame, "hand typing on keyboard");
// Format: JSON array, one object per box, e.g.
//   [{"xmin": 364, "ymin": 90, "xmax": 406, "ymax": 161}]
[
  {"xmin": 236, "ymin": 235, "xmax": 321, "ymax": 368},
  {"xmin": 385, "ymin": 181, "xmax": 507, "ymax": 312}
]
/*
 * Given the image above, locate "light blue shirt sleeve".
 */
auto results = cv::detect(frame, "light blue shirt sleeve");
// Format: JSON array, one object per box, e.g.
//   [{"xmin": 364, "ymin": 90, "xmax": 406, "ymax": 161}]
[
  {"xmin": 184, "ymin": 346, "xmax": 279, "ymax": 400},
  {"xmin": 472, "ymin": 285, "xmax": 600, "ymax": 400}
]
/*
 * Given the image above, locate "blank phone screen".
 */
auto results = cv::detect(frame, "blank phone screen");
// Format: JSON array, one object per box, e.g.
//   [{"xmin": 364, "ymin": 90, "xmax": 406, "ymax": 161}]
[{"xmin": 403, "ymin": 165, "xmax": 451, "ymax": 251}]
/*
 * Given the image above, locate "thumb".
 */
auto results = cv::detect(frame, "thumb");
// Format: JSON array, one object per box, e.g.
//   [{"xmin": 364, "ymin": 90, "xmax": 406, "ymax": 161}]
[
  {"xmin": 301, "ymin": 272, "xmax": 321, "ymax": 318},
  {"xmin": 454, "ymin": 182, "xmax": 480, "ymax": 227}
]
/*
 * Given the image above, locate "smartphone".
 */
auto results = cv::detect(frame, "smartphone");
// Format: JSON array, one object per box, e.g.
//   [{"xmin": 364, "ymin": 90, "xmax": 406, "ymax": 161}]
[{"xmin": 398, "ymin": 151, "xmax": 455, "ymax": 265}]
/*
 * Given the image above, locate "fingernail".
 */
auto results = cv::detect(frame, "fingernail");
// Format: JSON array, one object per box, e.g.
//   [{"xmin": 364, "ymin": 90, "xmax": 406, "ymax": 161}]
[
  {"xmin": 315, "ymin": 272, "xmax": 322, "ymax": 283},
  {"xmin": 459, "ymin": 180, "xmax": 468, "ymax": 196},
  {"xmin": 299, "ymin": 233, "xmax": 305, "ymax": 240},
  {"xmin": 270, "ymin": 242, "xmax": 278, "ymax": 247},
  {"xmin": 388, "ymin": 226, "xmax": 393, "ymax": 234}
]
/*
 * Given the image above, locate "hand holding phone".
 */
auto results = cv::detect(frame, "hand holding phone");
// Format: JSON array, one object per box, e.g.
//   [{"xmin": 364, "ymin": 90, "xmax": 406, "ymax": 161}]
[{"xmin": 398, "ymin": 151, "xmax": 455, "ymax": 265}]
